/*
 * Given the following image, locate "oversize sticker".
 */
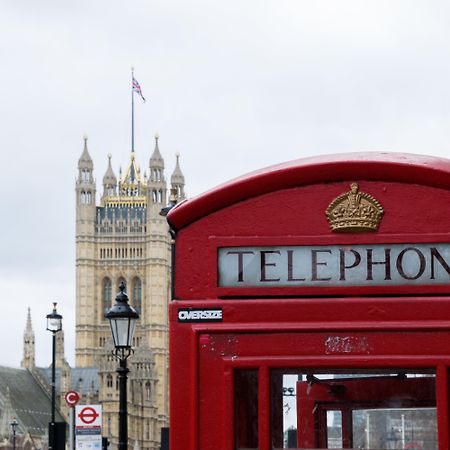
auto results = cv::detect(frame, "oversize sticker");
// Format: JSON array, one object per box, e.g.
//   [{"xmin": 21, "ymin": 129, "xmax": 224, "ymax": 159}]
[{"xmin": 178, "ymin": 308, "xmax": 223, "ymax": 322}]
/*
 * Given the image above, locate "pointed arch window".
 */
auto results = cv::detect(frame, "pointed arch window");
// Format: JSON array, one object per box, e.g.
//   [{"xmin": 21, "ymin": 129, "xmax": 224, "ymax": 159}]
[
  {"xmin": 81, "ymin": 169, "xmax": 92, "ymax": 183},
  {"xmin": 103, "ymin": 278, "xmax": 112, "ymax": 312},
  {"xmin": 106, "ymin": 374, "xmax": 113, "ymax": 388},
  {"xmin": 133, "ymin": 277, "xmax": 142, "ymax": 313}
]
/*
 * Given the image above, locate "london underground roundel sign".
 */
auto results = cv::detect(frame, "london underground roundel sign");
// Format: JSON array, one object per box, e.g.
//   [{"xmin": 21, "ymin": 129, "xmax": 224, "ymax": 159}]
[
  {"xmin": 77, "ymin": 406, "xmax": 99, "ymax": 425},
  {"xmin": 65, "ymin": 390, "xmax": 80, "ymax": 407}
]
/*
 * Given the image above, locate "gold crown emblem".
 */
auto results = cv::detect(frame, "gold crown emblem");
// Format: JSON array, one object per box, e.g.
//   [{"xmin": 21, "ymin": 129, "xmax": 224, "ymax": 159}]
[{"xmin": 326, "ymin": 183, "xmax": 384, "ymax": 233}]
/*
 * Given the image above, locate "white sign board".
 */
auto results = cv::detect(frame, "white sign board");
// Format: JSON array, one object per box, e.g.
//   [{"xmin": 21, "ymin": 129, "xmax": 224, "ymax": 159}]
[
  {"xmin": 218, "ymin": 243, "xmax": 450, "ymax": 287},
  {"xmin": 75, "ymin": 405, "xmax": 102, "ymax": 450}
]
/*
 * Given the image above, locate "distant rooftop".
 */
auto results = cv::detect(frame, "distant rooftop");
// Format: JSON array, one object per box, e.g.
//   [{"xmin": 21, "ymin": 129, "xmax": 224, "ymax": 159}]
[
  {"xmin": 0, "ymin": 366, "xmax": 65, "ymax": 435},
  {"xmin": 37, "ymin": 367, "xmax": 99, "ymax": 395}
]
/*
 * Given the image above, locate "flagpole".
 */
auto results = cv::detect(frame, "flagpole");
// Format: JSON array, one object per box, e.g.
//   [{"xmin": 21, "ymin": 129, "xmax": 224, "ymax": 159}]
[{"xmin": 131, "ymin": 66, "xmax": 135, "ymax": 153}]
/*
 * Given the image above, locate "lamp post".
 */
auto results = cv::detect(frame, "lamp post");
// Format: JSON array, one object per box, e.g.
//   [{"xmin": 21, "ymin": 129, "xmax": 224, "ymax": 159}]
[
  {"xmin": 105, "ymin": 282, "xmax": 139, "ymax": 450},
  {"xmin": 46, "ymin": 302, "xmax": 62, "ymax": 450},
  {"xmin": 10, "ymin": 418, "xmax": 18, "ymax": 450}
]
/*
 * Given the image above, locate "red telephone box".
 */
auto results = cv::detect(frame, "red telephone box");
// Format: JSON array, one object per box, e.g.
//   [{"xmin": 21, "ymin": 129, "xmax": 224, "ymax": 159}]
[{"xmin": 167, "ymin": 153, "xmax": 450, "ymax": 450}]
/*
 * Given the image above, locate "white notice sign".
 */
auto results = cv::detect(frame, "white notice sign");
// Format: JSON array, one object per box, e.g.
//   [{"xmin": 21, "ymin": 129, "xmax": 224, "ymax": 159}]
[
  {"xmin": 75, "ymin": 405, "xmax": 102, "ymax": 450},
  {"xmin": 218, "ymin": 243, "xmax": 450, "ymax": 287}
]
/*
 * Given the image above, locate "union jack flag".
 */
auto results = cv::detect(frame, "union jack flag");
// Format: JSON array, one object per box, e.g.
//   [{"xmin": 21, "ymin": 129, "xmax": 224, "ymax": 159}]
[{"xmin": 132, "ymin": 77, "xmax": 146, "ymax": 102}]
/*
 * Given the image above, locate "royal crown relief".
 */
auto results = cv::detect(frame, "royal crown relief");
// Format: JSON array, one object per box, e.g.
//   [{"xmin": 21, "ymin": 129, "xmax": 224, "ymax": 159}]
[{"xmin": 326, "ymin": 183, "xmax": 384, "ymax": 233}]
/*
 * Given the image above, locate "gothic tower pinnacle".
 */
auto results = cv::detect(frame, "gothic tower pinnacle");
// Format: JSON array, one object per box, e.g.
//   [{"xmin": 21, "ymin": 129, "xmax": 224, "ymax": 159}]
[
  {"xmin": 78, "ymin": 135, "xmax": 94, "ymax": 180},
  {"xmin": 21, "ymin": 307, "xmax": 35, "ymax": 369},
  {"xmin": 76, "ymin": 135, "xmax": 97, "ymax": 214},
  {"xmin": 148, "ymin": 134, "xmax": 167, "ymax": 213},
  {"xmin": 55, "ymin": 327, "xmax": 72, "ymax": 393},
  {"xmin": 171, "ymin": 152, "xmax": 185, "ymax": 201},
  {"xmin": 102, "ymin": 154, "xmax": 117, "ymax": 200}
]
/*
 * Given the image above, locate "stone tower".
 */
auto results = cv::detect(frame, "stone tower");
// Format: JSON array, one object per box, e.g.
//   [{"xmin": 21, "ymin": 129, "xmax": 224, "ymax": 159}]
[
  {"xmin": 75, "ymin": 135, "xmax": 97, "ymax": 366},
  {"xmin": 75, "ymin": 135, "xmax": 184, "ymax": 450},
  {"xmin": 21, "ymin": 308, "xmax": 35, "ymax": 369}
]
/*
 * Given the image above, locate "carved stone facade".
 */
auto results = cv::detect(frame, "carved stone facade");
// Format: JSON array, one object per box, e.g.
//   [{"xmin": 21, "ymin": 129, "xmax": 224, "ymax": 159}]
[{"xmin": 75, "ymin": 135, "xmax": 185, "ymax": 450}]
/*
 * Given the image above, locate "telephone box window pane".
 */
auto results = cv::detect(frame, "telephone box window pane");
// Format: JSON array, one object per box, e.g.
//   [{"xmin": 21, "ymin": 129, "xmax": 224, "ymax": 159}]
[
  {"xmin": 327, "ymin": 410, "xmax": 342, "ymax": 449},
  {"xmin": 352, "ymin": 408, "xmax": 437, "ymax": 450},
  {"xmin": 271, "ymin": 369, "xmax": 436, "ymax": 450},
  {"xmin": 235, "ymin": 370, "xmax": 258, "ymax": 450}
]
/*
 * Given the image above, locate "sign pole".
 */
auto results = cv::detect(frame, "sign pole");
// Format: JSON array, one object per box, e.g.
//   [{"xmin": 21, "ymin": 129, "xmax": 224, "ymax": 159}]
[
  {"xmin": 69, "ymin": 408, "xmax": 74, "ymax": 450},
  {"xmin": 64, "ymin": 390, "xmax": 80, "ymax": 450}
]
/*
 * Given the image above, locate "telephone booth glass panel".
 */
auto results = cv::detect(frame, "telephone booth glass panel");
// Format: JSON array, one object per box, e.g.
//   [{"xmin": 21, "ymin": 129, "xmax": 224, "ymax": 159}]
[{"xmin": 270, "ymin": 369, "xmax": 437, "ymax": 450}]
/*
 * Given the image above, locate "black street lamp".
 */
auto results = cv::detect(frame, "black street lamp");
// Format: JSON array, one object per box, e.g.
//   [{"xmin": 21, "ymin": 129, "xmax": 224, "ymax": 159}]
[
  {"xmin": 105, "ymin": 282, "xmax": 139, "ymax": 450},
  {"xmin": 46, "ymin": 302, "xmax": 62, "ymax": 450},
  {"xmin": 10, "ymin": 418, "xmax": 18, "ymax": 450}
]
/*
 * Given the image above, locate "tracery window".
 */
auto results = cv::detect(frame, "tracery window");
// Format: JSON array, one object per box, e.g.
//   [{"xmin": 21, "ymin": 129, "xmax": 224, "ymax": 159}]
[
  {"xmin": 133, "ymin": 277, "xmax": 142, "ymax": 312},
  {"xmin": 103, "ymin": 277, "xmax": 112, "ymax": 312}
]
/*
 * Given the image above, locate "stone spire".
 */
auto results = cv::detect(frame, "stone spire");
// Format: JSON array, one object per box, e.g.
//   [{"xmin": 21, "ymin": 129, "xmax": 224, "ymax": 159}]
[
  {"xmin": 102, "ymin": 154, "xmax": 117, "ymax": 198},
  {"xmin": 171, "ymin": 152, "xmax": 185, "ymax": 201},
  {"xmin": 76, "ymin": 135, "xmax": 96, "ymax": 208},
  {"xmin": 21, "ymin": 308, "xmax": 35, "ymax": 369},
  {"xmin": 55, "ymin": 329, "xmax": 72, "ymax": 393},
  {"xmin": 147, "ymin": 134, "xmax": 167, "ymax": 210},
  {"xmin": 78, "ymin": 135, "xmax": 94, "ymax": 171},
  {"xmin": 55, "ymin": 330, "xmax": 65, "ymax": 368},
  {"xmin": 149, "ymin": 134, "xmax": 165, "ymax": 171}
]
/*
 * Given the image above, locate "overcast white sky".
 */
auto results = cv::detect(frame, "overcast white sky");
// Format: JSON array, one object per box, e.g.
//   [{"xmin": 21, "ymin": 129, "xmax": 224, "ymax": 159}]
[{"xmin": 2, "ymin": 0, "xmax": 450, "ymax": 368}]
